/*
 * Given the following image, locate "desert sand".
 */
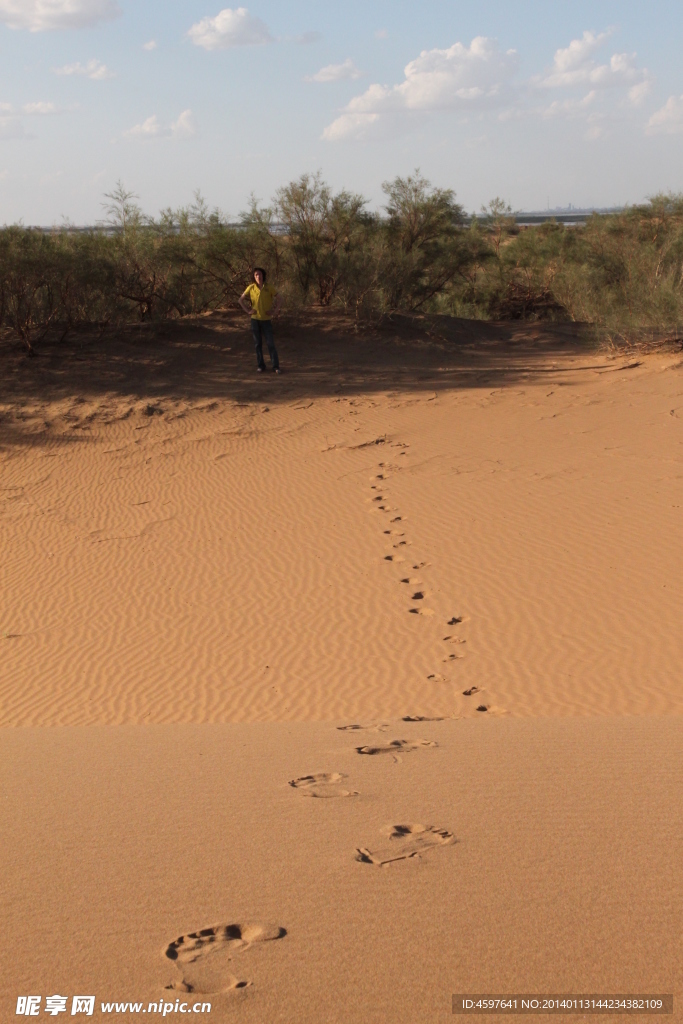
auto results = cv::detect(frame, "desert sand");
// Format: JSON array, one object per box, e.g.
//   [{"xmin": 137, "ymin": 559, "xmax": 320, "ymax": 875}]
[{"xmin": 1, "ymin": 313, "xmax": 681, "ymax": 1021}]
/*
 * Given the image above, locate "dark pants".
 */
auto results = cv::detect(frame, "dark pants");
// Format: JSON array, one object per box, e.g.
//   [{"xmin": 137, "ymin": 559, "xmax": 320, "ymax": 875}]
[{"xmin": 251, "ymin": 318, "xmax": 279, "ymax": 370}]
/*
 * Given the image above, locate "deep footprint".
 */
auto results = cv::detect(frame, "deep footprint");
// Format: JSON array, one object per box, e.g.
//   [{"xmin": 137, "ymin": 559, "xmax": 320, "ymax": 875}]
[
  {"xmin": 356, "ymin": 739, "xmax": 437, "ymax": 756},
  {"xmin": 289, "ymin": 772, "xmax": 357, "ymax": 798},
  {"xmin": 356, "ymin": 824, "xmax": 454, "ymax": 866},
  {"xmin": 164, "ymin": 923, "xmax": 286, "ymax": 994}
]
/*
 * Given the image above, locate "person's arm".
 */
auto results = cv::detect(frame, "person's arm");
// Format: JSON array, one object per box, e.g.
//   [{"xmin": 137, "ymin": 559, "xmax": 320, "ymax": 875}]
[{"xmin": 238, "ymin": 289, "xmax": 253, "ymax": 316}]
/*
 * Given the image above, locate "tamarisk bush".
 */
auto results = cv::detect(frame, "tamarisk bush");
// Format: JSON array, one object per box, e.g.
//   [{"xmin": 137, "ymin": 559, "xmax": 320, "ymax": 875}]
[{"xmin": 2, "ymin": 177, "xmax": 683, "ymax": 354}]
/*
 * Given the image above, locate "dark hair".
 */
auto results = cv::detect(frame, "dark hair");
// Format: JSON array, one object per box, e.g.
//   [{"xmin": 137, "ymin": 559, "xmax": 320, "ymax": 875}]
[{"xmin": 253, "ymin": 267, "xmax": 267, "ymax": 282}]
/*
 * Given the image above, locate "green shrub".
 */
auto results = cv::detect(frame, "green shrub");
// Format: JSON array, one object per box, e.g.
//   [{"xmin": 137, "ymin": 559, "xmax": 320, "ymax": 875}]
[{"xmin": 3, "ymin": 180, "xmax": 683, "ymax": 353}]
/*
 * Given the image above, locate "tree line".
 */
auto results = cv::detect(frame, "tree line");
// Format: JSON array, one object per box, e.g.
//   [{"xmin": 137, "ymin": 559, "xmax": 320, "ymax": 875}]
[{"xmin": 2, "ymin": 171, "xmax": 683, "ymax": 354}]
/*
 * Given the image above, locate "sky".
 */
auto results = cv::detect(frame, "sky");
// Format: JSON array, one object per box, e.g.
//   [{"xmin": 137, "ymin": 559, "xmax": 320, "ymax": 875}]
[{"xmin": 1, "ymin": 0, "xmax": 683, "ymax": 223}]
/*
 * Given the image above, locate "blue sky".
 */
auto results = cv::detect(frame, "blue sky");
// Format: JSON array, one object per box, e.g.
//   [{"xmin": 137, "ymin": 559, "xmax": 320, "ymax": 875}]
[{"xmin": 1, "ymin": 0, "xmax": 683, "ymax": 223}]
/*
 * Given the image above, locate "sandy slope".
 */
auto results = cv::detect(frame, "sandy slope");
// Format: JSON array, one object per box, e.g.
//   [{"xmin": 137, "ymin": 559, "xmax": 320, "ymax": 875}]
[
  {"xmin": 1, "ymin": 324, "xmax": 682, "ymax": 724},
  {"xmin": 1, "ymin": 316, "xmax": 682, "ymax": 1021}
]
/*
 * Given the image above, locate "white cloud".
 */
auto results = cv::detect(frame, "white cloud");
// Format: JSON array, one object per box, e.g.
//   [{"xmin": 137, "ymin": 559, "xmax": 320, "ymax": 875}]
[
  {"xmin": 324, "ymin": 37, "xmax": 518, "ymax": 140},
  {"xmin": 0, "ymin": 0, "xmax": 120, "ymax": 31},
  {"xmin": 143, "ymin": 39, "xmax": 157, "ymax": 51},
  {"xmin": 306, "ymin": 58, "xmax": 362, "ymax": 83},
  {"xmin": 538, "ymin": 30, "xmax": 611, "ymax": 87},
  {"xmin": 0, "ymin": 98, "xmax": 58, "ymax": 137},
  {"xmin": 536, "ymin": 30, "xmax": 652, "ymax": 102},
  {"xmin": 647, "ymin": 95, "xmax": 683, "ymax": 135},
  {"xmin": 628, "ymin": 80, "xmax": 652, "ymax": 106},
  {"xmin": 125, "ymin": 115, "xmax": 163, "ymax": 139},
  {"xmin": 124, "ymin": 110, "xmax": 197, "ymax": 140},
  {"xmin": 543, "ymin": 90, "xmax": 596, "ymax": 119},
  {"xmin": 187, "ymin": 7, "xmax": 272, "ymax": 50},
  {"xmin": 324, "ymin": 111, "xmax": 381, "ymax": 141},
  {"xmin": 22, "ymin": 101, "xmax": 58, "ymax": 114},
  {"xmin": 54, "ymin": 59, "xmax": 115, "ymax": 80},
  {"xmin": 170, "ymin": 109, "xmax": 197, "ymax": 138}
]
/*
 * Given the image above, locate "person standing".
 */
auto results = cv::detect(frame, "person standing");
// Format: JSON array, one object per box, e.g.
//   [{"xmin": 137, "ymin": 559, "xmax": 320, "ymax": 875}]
[{"xmin": 239, "ymin": 268, "xmax": 282, "ymax": 373}]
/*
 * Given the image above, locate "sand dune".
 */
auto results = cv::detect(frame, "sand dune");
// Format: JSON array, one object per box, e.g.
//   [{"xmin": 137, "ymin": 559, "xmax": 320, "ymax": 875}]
[{"xmin": 1, "ymin": 314, "xmax": 681, "ymax": 1020}]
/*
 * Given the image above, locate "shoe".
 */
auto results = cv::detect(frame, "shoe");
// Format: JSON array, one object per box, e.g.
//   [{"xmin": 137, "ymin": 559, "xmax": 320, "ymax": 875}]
[
  {"xmin": 257, "ymin": 366, "xmax": 264, "ymax": 373},
  {"xmin": 274, "ymin": 367, "xmax": 280, "ymax": 374}
]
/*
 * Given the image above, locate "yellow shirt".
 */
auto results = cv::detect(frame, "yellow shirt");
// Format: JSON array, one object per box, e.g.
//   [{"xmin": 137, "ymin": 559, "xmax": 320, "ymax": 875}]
[{"xmin": 244, "ymin": 282, "xmax": 277, "ymax": 320}]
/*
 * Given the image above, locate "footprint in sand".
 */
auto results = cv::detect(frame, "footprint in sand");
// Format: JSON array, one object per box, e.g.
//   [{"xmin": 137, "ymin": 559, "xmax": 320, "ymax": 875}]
[
  {"xmin": 356, "ymin": 824, "xmax": 454, "ymax": 866},
  {"xmin": 384, "ymin": 554, "xmax": 405, "ymax": 563},
  {"xmin": 402, "ymin": 715, "xmax": 445, "ymax": 722},
  {"xmin": 409, "ymin": 607, "xmax": 435, "ymax": 616},
  {"xmin": 289, "ymin": 772, "xmax": 358, "ymax": 798},
  {"xmin": 459, "ymin": 688, "xmax": 507, "ymax": 716},
  {"xmin": 356, "ymin": 738, "xmax": 437, "ymax": 756},
  {"xmin": 337, "ymin": 722, "xmax": 389, "ymax": 733},
  {"xmin": 164, "ymin": 923, "xmax": 286, "ymax": 994},
  {"xmin": 447, "ymin": 616, "xmax": 463, "ymax": 625}
]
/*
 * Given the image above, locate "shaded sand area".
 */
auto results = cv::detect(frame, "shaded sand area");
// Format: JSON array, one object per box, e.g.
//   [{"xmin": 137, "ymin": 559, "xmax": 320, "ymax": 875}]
[{"xmin": 1, "ymin": 313, "xmax": 682, "ymax": 1020}]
